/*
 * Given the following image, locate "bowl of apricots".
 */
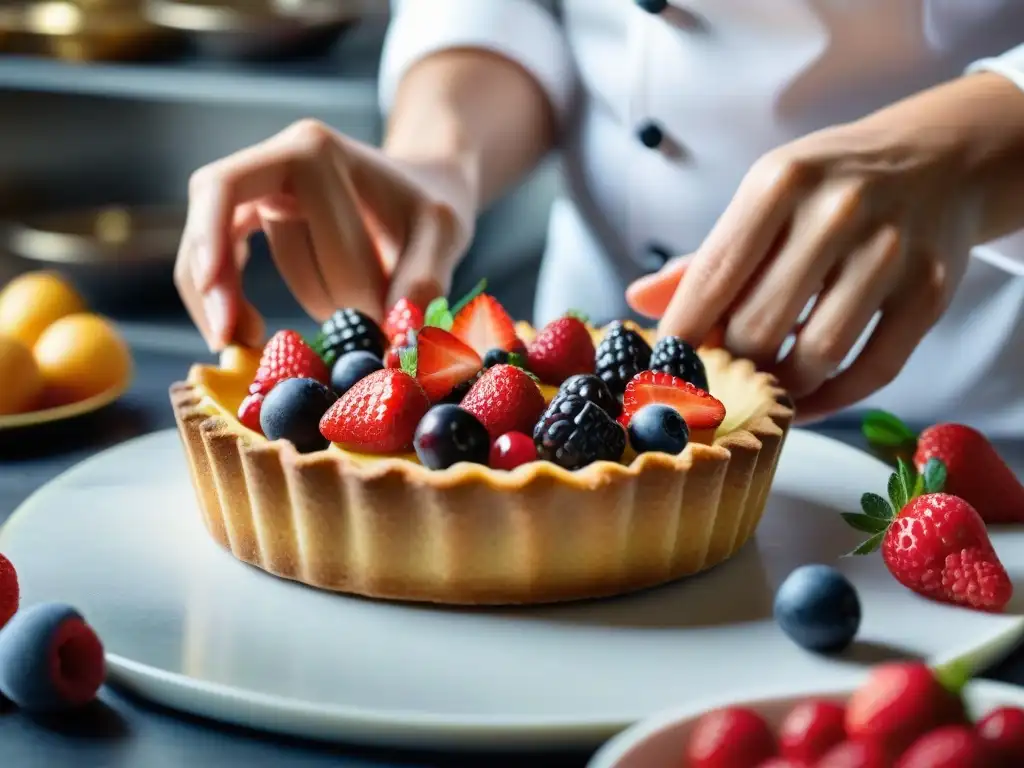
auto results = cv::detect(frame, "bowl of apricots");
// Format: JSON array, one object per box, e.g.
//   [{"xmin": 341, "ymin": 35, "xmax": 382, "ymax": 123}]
[{"xmin": 0, "ymin": 270, "xmax": 132, "ymax": 429}]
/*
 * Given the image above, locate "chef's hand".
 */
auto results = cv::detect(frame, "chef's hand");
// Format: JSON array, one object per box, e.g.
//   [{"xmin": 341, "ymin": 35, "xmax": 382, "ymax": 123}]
[
  {"xmin": 627, "ymin": 72, "xmax": 1024, "ymax": 422},
  {"xmin": 174, "ymin": 119, "xmax": 474, "ymax": 352}
]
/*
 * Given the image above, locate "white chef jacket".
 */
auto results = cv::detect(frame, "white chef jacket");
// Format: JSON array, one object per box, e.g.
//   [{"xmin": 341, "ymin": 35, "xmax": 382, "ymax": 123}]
[{"xmin": 379, "ymin": 0, "xmax": 1024, "ymax": 435}]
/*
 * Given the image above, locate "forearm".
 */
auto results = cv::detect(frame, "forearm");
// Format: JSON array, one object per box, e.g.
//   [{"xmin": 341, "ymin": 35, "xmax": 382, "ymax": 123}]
[
  {"xmin": 383, "ymin": 49, "xmax": 557, "ymax": 214},
  {"xmin": 861, "ymin": 72, "xmax": 1024, "ymax": 245}
]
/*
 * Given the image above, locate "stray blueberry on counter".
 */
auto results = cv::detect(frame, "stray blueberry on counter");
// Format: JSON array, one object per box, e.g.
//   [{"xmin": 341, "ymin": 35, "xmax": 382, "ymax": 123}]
[
  {"xmin": 774, "ymin": 564, "xmax": 861, "ymax": 654},
  {"xmin": 331, "ymin": 351, "xmax": 383, "ymax": 396},
  {"xmin": 628, "ymin": 404, "xmax": 689, "ymax": 455},
  {"xmin": 260, "ymin": 377, "xmax": 337, "ymax": 454},
  {"xmin": 0, "ymin": 602, "xmax": 106, "ymax": 712}
]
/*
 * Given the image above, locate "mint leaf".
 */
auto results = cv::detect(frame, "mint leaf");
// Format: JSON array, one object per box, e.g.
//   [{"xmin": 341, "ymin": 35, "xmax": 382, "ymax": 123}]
[
  {"xmin": 399, "ymin": 347, "xmax": 418, "ymax": 377},
  {"xmin": 845, "ymin": 531, "xmax": 885, "ymax": 557},
  {"xmin": 860, "ymin": 492, "xmax": 892, "ymax": 520},
  {"xmin": 888, "ymin": 471, "xmax": 908, "ymax": 512},
  {"xmin": 424, "ymin": 297, "xmax": 453, "ymax": 331},
  {"xmin": 862, "ymin": 410, "xmax": 917, "ymax": 448},
  {"xmin": 841, "ymin": 512, "xmax": 890, "ymax": 535},
  {"xmin": 922, "ymin": 458, "xmax": 947, "ymax": 495}
]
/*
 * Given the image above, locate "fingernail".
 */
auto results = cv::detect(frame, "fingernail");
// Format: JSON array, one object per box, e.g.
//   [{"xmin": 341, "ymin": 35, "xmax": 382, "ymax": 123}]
[{"xmin": 203, "ymin": 290, "xmax": 228, "ymax": 349}]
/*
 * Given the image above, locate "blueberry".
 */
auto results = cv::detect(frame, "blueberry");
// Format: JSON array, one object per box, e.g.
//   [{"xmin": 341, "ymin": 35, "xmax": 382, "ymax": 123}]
[
  {"xmin": 0, "ymin": 602, "xmax": 106, "ymax": 712},
  {"xmin": 414, "ymin": 404, "xmax": 490, "ymax": 470},
  {"xmin": 627, "ymin": 404, "xmax": 689, "ymax": 455},
  {"xmin": 331, "ymin": 351, "xmax": 383, "ymax": 396},
  {"xmin": 483, "ymin": 348, "xmax": 510, "ymax": 368},
  {"xmin": 774, "ymin": 565, "xmax": 861, "ymax": 654},
  {"xmin": 260, "ymin": 377, "xmax": 336, "ymax": 454}
]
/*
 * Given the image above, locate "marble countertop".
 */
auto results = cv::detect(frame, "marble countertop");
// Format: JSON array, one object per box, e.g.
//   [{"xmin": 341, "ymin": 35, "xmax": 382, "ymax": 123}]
[{"xmin": 1, "ymin": 330, "xmax": 1023, "ymax": 768}]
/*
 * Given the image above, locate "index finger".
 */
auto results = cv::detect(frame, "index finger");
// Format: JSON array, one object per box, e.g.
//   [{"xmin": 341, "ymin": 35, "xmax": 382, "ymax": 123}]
[{"xmin": 657, "ymin": 156, "xmax": 802, "ymax": 343}]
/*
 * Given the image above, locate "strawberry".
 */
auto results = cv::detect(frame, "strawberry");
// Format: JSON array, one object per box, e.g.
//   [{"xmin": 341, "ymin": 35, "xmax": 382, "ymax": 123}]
[
  {"xmin": 383, "ymin": 347, "xmax": 402, "ymax": 369},
  {"xmin": 249, "ymin": 330, "xmax": 329, "ymax": 396},
  {"xmin": 686, "ymin": 706, "xmax": 778, "ymax": 768},
  {"xmin": 815, "ymin": 740, "xmax": 888, "ymax": 767},
  {"xmin": 862, "ymin": 411, "xmax": 1024, "ymax": 524},
  {"xmin": 619, "ymin": 371, "xmax": 726, "ymax": 431},
  {"xmin": 237, "ymin": 330, "xmax": 329, "ymax": 433},
  {"xmin": 779, "ymin": 700, "xmax": 847, "ymax": 763},
  {"xmin": 318, "ymin": 368, "xmax": 429, "ymax": 453},
  {"xmin": 843, "ymin": 458, "xmax": 1013, "ymax": 612},
  {"xmin": 384, "ymin": 297, "xmax": 424, "ymax": 344},
  {"xmin": 895, "ymin": 725, "xmax": 989, "ymax": 768},
  {"xmin": 756, "ymin": 760, "xmax": 805, "ymax": 768},
  {"xmin": 845, "ymin": 661, "xmax": 967, "ymax": 759},
  {"xmin": 526, "ymin": 315, "xmax": 596, "ymax": 385},
  {"xmin": 0, "ymin": 553, "xmax": 18, "ymax": 629},
  {"xmin": 450, "ymin": 293, "xmax": 520, "ymax": 357},
  {"xmin": 976, "ymin": 706, "xmax": 1024, "ymax": 766},
  {"xmin": 459, "ymin": 364, "xmax": 546, "ymax": 439},
  {"xmin": 406, "ymin": 327, "xmax": 482, "ymax": 402}
]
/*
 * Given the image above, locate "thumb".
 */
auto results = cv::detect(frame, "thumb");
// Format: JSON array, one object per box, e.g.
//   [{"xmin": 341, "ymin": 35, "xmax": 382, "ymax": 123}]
[{"xmin": 626, "ymin": 255, "xmax": 692, "ymax": 319}]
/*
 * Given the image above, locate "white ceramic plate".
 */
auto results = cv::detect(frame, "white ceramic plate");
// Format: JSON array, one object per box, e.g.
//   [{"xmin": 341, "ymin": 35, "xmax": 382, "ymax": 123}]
[
  {"xmin": 0, "ymin": 378, "xmax": 129, "ymax": 431},
  {"xmin": 587, "ymin": 679, "xmax": 1024, "ymax": 768},
  {"xmin": 1, "ymin": 428, "xmax": 1024, "ymax": 749}
]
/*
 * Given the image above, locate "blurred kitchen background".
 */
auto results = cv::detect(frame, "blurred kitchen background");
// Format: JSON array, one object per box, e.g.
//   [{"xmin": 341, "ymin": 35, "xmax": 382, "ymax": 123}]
[{"xmin": 0, "ymin": 0, "xmax": 559, "ymax": 353}]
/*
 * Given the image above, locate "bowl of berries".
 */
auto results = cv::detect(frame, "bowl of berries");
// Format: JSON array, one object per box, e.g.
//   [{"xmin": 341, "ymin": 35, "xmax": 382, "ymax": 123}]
[{"xmin": 588, "ymin": 660, "xmax": 1024, "ymax": 768}]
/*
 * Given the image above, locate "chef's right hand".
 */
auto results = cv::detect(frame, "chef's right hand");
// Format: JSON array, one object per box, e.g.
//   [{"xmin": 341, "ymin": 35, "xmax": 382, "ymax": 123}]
[{"xmin": 174, "ymin": 119, "xmax": 475, "ymax": 352}]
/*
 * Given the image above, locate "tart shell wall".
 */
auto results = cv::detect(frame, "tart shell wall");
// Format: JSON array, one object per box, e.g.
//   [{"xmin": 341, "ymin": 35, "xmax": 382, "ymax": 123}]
[{"xmin": 170, "ymin": 345, "xmax": 794, "ymax": 606}]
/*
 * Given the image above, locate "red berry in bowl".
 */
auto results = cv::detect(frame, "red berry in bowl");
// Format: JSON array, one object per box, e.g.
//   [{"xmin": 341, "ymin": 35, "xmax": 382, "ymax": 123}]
[
  {"xmin": 0, "ymin": 553, "xmax": 18, "ymax": 629},
  {"xmin": 686, "ymin": 706, "xmax": 777, "ymax": 768},
  {"xmin": 779, "ymin": 700, "xmax": 847, "ymax": 763},
  {"xmin": 975, "ymin": 706, "xmax": 1024, "ymax": 766},
  {"xmin": 815, "ymin": 739, "xmax": 888, "ymax": 767},
  {"xmin": 490, "ymin": 432, "xmax": 537, "ymax": 470},
  {"xmin": 895, "ymin": 725, "xmax": 988, "ymax": 768},
  {"xmin": 845, "ymin": 662, "xmax": 965, "ymax": 758}
]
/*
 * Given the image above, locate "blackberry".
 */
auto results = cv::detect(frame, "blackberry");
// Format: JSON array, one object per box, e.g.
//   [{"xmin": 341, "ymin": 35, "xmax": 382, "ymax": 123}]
[
  {"xmin": 649, "ymin": 336, "xmax": 708, "ymax": 391},
  {"xmin": 533, "ymin": 394, "xmax": 626, "ymax": 470},
  {"xmin": 317, "ymin": 308, "xmax": 387, "ymax": 365},
  {"xmin": 595, "ymin": 322, "xmax": 652, "ymax": 395},
  {"xmin": 558, "ymin": 373, "xmax": 620, "ymax": 418}
]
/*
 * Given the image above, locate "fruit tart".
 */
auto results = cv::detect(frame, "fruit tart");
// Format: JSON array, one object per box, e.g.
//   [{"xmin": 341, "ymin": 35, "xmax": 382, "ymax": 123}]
[{"xmin": 170, "ymin": 283, "xmax": 793, "ymax": 605}]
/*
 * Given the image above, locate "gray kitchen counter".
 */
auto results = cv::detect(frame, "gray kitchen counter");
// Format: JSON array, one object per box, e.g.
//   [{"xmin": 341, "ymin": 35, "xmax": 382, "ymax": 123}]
[{"xmin": 2, "ymin": 330, "xmax": 1024, "ymax": 768}]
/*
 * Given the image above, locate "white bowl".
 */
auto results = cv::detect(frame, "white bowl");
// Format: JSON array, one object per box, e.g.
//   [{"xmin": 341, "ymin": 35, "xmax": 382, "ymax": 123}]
[{"xmin": 587, "ymin": 680, "xmax": 1024, "ymax": 768}]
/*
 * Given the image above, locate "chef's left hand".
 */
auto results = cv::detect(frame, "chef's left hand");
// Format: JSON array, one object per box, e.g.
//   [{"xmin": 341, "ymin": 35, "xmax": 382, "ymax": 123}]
[{"xmin": 627, "ymin": 72, "xmax": 1024, "ymax": 423}]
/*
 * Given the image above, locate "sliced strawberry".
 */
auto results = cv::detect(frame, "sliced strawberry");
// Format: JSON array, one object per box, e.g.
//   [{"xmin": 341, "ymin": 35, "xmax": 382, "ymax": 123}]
[
  {"xmin": 450, "ymin": 294, "xmax": 520, "ymax": 357},
  {"xmin": 410, "ymin": 327, "xmax": 482, "ymax": 402},
  {"xmin": 384, "ymin": 297, "xmax": 424, "ymax": 344},
  {"xmin": 319, "ymin": 368, "xmax": 429, "ymax": 453},
  {"xmin": 620, "ymin": 371, "xmax": 726, "ymax": 431}
]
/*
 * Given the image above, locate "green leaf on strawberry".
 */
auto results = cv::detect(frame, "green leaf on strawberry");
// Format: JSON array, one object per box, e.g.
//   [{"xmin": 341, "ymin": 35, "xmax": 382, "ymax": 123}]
[
  {"xmin": 423, "ymin": 279, "xmax": 489, "ymax": 331},
  {"xmin": 399, "ymin": 347, "xmax": 418, "ymax": 377},
  {"xmin": 507, "ymin": 351, "xmax": 527, "ymax": 369},
  {"xmin": 844, "ymin": 459, "xmax": 948, "ymax": 556},
  {"xmin": 565, "ymin": 308, "xmax": 590, "ymax": 324}
]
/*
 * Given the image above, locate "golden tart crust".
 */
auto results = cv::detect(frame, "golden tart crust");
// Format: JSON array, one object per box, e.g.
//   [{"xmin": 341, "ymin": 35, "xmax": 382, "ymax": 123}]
[{"xmin": 170, "ymin": 325, "xmax": 793, "ymax": 605}]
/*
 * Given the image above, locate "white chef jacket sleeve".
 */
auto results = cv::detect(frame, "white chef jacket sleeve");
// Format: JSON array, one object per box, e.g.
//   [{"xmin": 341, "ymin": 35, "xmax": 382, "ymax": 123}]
[
  {"xmin": 965, "ymin": 44, "xmax": 1024, "ymax": 277},
  {"xmin": 378, "ymin": 0, "xmax": 575, "ymax": 127}
]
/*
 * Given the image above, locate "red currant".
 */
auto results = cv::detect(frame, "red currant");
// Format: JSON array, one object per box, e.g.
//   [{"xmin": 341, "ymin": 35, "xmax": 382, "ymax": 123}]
[
  {"xmin": 779, "ymin": 700, "xmax": 847, "ymax": 762},
  {"xmin": 686, "ymin": 706, "xmax": 777, "ymax": 768},
  {"xmin": 976, "ymin": 707, "xmax": 1024, "ymax": 766},
  {"xmin": 489, "ymin": 432, "xmax": 536, "ymax": 470}
]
